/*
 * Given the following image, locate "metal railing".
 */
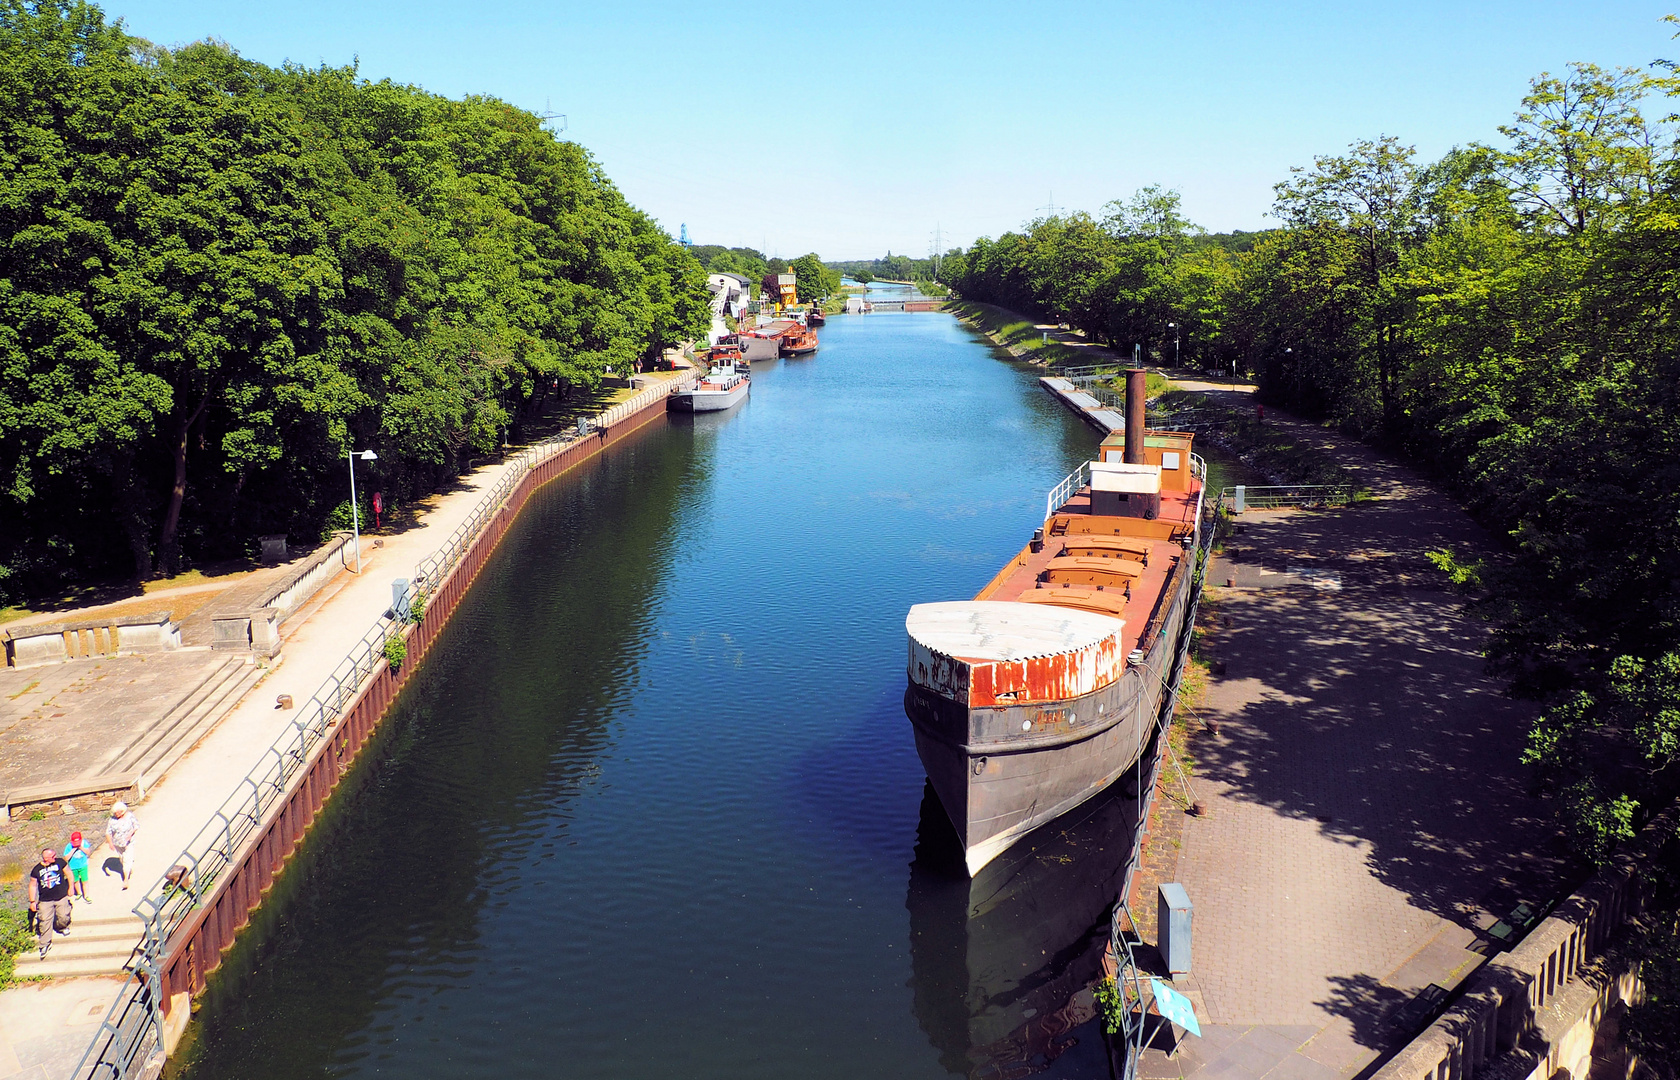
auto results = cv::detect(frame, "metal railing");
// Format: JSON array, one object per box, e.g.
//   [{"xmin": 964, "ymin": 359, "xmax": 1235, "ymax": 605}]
[
  {"xmin": 1051, "ymin": 363, "xmax": 1124, "ymax": 380},
  {"xmin": 1045, "ymin": 461, "xmax": 1092, "ymax": 520},
  {"xmin": 1071, "ymin": 380, "xmax": 1126, "ymax": 411},
  {"xmin": 410, "ymin": 375, "xmax": 694, "ymax": 599},
  {"xmin": 1108, "ymin": 485, "xmax": 1219, "ymax": 1080},
  {"xmin": 68, "ymin": 953, "xmax": 164, "ymax": 1080},
  {"xmin": 1147, "ymin": 409, "xmax": 1229, "ymax": 435},
  {"xmin": 70, "ymin": 372, "xmax": 698, "ymax": 1080},
  {"xmin": 1228, "ymin": 483, "xmax": 1358, "ymax": 512}
]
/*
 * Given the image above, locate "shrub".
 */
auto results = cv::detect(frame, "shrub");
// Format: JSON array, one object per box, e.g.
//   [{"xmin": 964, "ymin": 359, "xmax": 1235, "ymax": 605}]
[
  {"xmin": 0, "ymin": 906, "xmax": 34, "ymax": 986},
  {"xmin": 384, "ymin": 634, "xmax": 407, "ymax": 672}
]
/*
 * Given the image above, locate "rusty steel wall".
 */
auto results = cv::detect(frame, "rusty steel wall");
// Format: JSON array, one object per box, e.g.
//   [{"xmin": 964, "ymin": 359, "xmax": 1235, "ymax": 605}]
[{"xmin": 154, "ymin": 398, "xmax": 675, "ymax": 1011}]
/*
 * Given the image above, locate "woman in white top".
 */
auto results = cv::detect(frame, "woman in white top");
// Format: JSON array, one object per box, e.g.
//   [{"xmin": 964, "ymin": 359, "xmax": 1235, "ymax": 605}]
[{"xmin": 105, "ymin": 802, "xmax": 138, "ymax": 890}]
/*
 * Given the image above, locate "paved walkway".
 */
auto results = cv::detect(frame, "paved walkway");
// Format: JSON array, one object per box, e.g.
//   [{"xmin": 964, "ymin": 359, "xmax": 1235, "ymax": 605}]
[
  {"xmin": 0, "ymin": 978, "xmax": 127, "ymax": 1080},
  {"xmin": 1138, "ymin": 391, "xmax": 1563, "ymax": 1080}
]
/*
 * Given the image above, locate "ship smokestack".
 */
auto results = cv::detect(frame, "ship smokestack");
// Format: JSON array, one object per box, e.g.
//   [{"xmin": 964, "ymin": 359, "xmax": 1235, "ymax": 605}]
[{"xmin": 1124, "ymin": 368, "xmax": 1147, "ymax": 464}]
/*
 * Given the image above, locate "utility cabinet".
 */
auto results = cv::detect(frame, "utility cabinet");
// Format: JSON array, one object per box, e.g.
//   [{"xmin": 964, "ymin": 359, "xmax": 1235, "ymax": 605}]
[{"xmin": 1159, "ymin": 883, "xmax": 1193, "ymax": 974}]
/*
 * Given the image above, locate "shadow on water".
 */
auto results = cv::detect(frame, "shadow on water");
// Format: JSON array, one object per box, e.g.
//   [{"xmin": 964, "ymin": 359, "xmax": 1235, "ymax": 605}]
[
  {"xmin": 169, "ymin": 417, "xmax": 706, "ymax": 1077},
  {"xmin": 907, "ymin": 782, "xmax": 1140, "ymax": 1079}
]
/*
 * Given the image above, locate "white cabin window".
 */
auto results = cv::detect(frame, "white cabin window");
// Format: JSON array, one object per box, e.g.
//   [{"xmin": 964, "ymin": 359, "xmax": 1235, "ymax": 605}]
[{"xmin": 1161, "ymin": 452, "xmax": 1181, "ymax": 470}]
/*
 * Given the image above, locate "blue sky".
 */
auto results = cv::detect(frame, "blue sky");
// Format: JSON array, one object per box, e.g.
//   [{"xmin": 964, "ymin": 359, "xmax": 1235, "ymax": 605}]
[{"xmin": 112, "ymin": 0, "xmax": 1675, "ymax": 259}]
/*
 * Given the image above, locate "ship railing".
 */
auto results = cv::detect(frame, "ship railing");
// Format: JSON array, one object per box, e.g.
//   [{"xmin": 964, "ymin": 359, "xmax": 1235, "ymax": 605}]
[
  {"xmin": 1045, "ymin": 461, "xmax": 1091, "ymax": 520},
  {"xmin": 1227, "ymin": 483, "xmax": 1358, "ymax": 512},
  {"xmin": 72, "ymin": 367, "xmax": 702, "ymax": 1080},
  {"xmin": 1108, "ymin": 487, "xmax": 1219, "ymax": 1080}
]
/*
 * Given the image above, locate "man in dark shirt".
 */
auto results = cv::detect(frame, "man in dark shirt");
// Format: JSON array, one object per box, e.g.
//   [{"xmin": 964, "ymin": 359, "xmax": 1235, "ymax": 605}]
[{"xmin": 27, "ymin": 847, "xmax": 72, "ymax": 958}]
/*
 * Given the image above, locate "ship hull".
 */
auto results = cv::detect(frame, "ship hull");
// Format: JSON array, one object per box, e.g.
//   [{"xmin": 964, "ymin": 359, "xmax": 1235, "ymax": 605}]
[
  {"xmin": 907, "ymin": 781, "xmax": 1138, "ymax": 1074},
  {"xmin": 668, "ymin": 380, "xmax": 748, "ymax": 412},
  {"xmin": 905, "ymin": 546, "xmax": 1196, "ymax": 875}
]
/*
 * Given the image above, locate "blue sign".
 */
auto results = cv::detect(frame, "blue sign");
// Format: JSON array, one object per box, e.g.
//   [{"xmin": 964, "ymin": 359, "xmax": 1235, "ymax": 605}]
[{"xmin": 1150, "ymin": 979, "xmax": 1202, "ymax": 1038}]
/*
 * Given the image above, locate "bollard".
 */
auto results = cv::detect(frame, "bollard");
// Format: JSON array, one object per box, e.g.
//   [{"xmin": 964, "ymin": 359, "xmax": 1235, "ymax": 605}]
[
  {"xmin": 1233, "ymin": 485, "xmax": 1246, "ymax": 513},
  {"xmin": 1159, "ymin": 883, "xmax": 1193, "ymax": 973},
  {"xmin": 391, "ymin": 578, "xmax": 412, "ymax": 621}
]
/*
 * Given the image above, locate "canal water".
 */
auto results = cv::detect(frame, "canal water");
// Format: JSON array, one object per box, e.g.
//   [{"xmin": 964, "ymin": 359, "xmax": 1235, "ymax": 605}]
[{"xmin": 173, "ymin": 312, "xmax": 1155, "ymax": 1079}]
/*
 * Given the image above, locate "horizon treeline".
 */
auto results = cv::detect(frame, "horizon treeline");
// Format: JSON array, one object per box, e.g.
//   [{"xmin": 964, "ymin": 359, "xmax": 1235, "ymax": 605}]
[
  {"xmin": 0, "ymin": 1, "xmax": 710, "ymax": 597},
  {"xmin": 957, "ymin": 61, "xmax": 1680, "ymax": 874}
]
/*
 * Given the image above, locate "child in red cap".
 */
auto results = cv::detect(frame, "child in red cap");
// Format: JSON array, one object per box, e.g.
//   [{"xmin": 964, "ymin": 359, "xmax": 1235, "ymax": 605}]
[{"xmin": 65, "ymin": 830, "xmax": 91, "ymax": 903}]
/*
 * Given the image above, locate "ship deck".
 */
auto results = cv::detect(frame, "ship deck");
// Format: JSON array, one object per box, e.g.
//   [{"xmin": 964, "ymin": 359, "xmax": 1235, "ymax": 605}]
[{"xmin": 976, "ymin": 482, "xmax": 1202, "ymax": 654}]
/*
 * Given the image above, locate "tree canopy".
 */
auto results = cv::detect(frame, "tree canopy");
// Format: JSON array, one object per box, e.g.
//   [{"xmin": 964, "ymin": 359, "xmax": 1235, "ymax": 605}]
[{"xmin": 0, "ymin": 0, "xmax": 709, "ymax": 590}]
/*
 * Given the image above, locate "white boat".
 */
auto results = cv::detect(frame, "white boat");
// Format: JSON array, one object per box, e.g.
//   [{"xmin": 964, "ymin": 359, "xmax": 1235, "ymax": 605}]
[{"xmin": 669, "ymin": 351, "xmax": 749, "ymax": 413}]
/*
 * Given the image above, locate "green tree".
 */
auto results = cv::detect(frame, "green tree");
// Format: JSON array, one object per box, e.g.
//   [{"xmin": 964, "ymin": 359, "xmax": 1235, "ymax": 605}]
[
  {"xmin": 788, "ymin": 253, "xmax": 838, "ymax": 303},
  {"xmin": 1270, "ymin": 137, "xmax": 1421, "ymax": 432},
  {"xmin": 0, "ymin": 2, "xmax": 709, "ymax": 591}
]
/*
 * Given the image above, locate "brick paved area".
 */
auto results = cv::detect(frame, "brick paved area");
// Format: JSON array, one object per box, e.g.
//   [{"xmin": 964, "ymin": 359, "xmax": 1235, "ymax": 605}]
[{"xmin": 1139, "ymin": 390, "xmax": 1565, "ymax": 1080}]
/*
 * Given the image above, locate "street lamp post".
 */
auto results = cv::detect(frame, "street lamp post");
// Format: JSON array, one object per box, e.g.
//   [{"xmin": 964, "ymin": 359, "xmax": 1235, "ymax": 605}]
[
  {"xmin": 349, "ymin": 449, "xmax": 378, "ymax": 573},
  {"xmin": 1167, "ymin": 322, "xmax": 1179, "ymax": 369}
]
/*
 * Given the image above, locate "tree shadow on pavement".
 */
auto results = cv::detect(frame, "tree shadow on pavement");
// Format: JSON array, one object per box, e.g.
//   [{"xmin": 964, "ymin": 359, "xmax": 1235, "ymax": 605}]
[
  {"xmin": 1314, "ymin": 973, "xmax": 1414, "ymax": 1054},
  {"xmin": 1191, "ymin": 443, "xmax": 1570, "ymax": 943}
]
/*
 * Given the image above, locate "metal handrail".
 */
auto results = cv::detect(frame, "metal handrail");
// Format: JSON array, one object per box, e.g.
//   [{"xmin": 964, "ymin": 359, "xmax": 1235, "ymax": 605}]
[
  {"xmin": 1108, "ymin": 487, "xmax": 1219, "ymax": 1079},
  {"xmin": 1044, "ymin": 461, "xmax": 1091, "ymax": 520},
  {"xmin": 1229, "ymin": 483, "xmax": 1357, "ymax": 511},
  {"xmin": 1052, "ymin": 363, "xmax": 1124, "ymax": 379},
  {"xmin": 71, "ymin": 371, "xmax": 699, "ymax": 1080},
  {"xmin": 1107, "ymin": 901, "xmax": 1149, "ymax": 1080}
]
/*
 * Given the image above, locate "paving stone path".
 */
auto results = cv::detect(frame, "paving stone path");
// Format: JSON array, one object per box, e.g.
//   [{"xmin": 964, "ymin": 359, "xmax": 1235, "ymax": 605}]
[{"xmin": 1138, "ymin": 383, "xmax": 1564, "ymax": 1080}]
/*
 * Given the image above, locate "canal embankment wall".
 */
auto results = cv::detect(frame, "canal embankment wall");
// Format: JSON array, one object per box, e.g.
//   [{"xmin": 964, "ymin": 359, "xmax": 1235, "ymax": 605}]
[
  {"xmin": 153, "ymin": 377, "xmax": 692, "ymax": 1029},
  {"xmin": 72, "ymin": 372, "xmax": 697, "ymax": 1075}
]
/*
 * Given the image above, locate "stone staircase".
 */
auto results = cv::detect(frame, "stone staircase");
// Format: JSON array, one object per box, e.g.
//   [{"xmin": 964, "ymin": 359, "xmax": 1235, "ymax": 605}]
[
  {"xmin": 13, "ymin": 907, "xmax": 147, "ymax": 979},
  {"xmin": 82, "ymin": 655, "xmax": 265, "ymax": 793}
]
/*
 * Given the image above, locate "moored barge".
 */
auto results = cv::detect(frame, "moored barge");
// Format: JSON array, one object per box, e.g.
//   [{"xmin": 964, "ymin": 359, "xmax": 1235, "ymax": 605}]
[
  {"xmin": 669, "ymin": 352, "xmax": 749, "ymax": 413},
  {"xmin": 903, "ymin": 370, "xmax": 1205, "ymax": 874},
  {"xmin": 780, "ymin": 325, "xmax": 818, "ymax": 356}
]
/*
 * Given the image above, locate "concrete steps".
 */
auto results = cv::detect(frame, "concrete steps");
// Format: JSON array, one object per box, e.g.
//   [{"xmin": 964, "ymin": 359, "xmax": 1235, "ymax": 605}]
[
  {"xmin": 14, "ymin": 910, "xmax": 146, "ymax": 978},
  {"xmin": 89, "ymin": 656, "xmax": 265, "ymax": 792}
]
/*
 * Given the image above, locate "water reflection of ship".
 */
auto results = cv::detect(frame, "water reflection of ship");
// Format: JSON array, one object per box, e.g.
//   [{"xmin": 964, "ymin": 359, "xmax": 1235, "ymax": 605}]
[{"xmin": 906, "ymin": 779, "xmax": 1140, "ymax": 1078}]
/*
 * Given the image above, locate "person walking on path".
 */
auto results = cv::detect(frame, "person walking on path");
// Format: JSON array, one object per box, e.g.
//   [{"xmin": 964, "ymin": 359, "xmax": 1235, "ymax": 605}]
[
  {"xmin": 106, "ymin": 802, "xmax": 138, "ymax": 890},
  {"xmin": 65, "ymin": 830, "xmax": 91, "ymax": 904},
  {"xmin": 28, "ymin": 847, "xmax": 73, "ymax": 958}
]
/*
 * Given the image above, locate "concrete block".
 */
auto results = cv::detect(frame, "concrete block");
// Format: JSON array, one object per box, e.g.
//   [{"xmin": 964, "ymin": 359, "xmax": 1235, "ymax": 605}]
[
  {"xmin": 259, "ymin": 534, "xmax": 289, "ymax": 564},
  {"xmin": 8, "ymin": 633, "xmax": 67, "ymax": 667},
  {"xmin": 250, "ymin": 607, "xmax": 281, "ymax": 657},
  {"xmin": 210, "ymin": 615, "xmax": 252, "ymax": 651}
]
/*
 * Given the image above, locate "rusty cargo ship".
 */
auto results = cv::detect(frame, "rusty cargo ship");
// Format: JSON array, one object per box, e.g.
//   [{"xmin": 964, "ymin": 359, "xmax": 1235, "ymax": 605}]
[{"xmin": 903, "ymin": 370, "xmax": 1206, "ymax": 874}]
